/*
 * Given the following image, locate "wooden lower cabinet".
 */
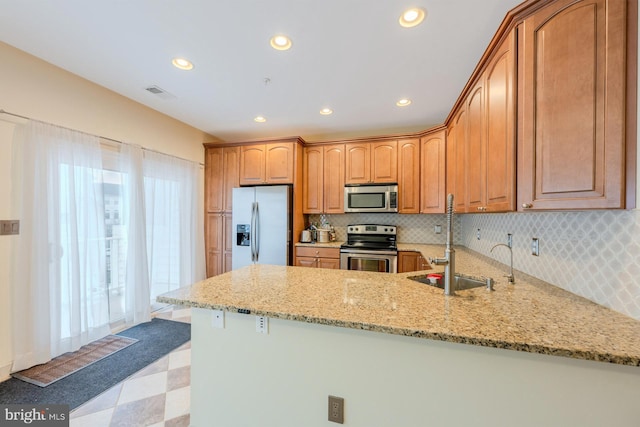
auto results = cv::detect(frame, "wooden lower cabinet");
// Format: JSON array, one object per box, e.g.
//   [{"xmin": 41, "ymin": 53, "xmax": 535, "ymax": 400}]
[
  {"xmin": 294, "ymin": 246, "xmax": 340, "ymax": 269},
  {"xmin": 206, "ymin": 212, "xmax": 233, "ymax": 277},
  {"xmin": 397, "ymin": 251, "xmax": 430, "ymax": 273}
]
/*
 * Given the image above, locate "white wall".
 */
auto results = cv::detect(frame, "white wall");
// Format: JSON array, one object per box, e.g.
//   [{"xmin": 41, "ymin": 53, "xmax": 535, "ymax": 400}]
[
  {"xmin": 0, "ymin": 41, "xmax": 213, "ymax": 380},
  {"xmin": 192, "ymin": 308, "xmax": 640, "ymax": 427}
]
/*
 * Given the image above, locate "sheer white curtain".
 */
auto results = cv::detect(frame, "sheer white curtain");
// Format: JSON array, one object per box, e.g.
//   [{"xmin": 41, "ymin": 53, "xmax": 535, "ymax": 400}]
[
  {"xmin": 11, "ymin": 120, "xmax": 204, "ymax": 372},
  {"xmin": 11, "ymin": 121, "xmax": 110, "ymax": 371},
  {"xmin": 143, "ymin": 150, "xmax": 205, "ymax": 304},
  {"xmin": 118, "ymin": 144, "xmax": 151, "ymax": 324}
]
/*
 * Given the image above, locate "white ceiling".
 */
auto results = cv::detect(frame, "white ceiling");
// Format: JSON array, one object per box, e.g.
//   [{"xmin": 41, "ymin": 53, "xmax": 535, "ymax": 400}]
[{"xmin": 0, "ymin": 0, "xmax": 524, "ymax": 142}]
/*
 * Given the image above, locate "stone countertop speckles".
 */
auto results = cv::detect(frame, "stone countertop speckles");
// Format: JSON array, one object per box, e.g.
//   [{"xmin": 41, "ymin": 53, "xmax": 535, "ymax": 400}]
[{"xmin": 158, "ymin": 245, "xmax": 640, "ymax": 366}]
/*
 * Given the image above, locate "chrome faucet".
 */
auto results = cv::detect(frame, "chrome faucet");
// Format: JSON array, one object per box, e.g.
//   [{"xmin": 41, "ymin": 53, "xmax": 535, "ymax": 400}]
[
  {"xmin": 490, "ymin": 243, "xmax": 515, "ymax": 284},
  {"xmin": 429, "ymin": 194, "xmax": 456, "ymax": 295}
]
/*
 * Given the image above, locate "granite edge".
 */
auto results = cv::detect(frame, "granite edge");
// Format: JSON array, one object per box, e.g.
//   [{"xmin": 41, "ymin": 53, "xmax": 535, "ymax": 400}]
[{"xmin": 156, "ymin": 294, "xmax": 640, "ymax": 367}]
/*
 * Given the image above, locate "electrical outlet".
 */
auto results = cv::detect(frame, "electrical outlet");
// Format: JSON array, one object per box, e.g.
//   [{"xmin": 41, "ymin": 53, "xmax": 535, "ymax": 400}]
[
  {"xmin": 434, "ymin": 224, "xmax": 442, "ymax": 234},
  {"xmin": 328, "ymin": 395, "xmax": 344, "ymax": 424},
  {"xmin": 476, "ymin": 228, "xmax": 481, "ymax": 240},
  {"xmin": 211, "ymin": 310, "xmax": 224, "ymax": 328},
  {"xmin": 507, "ymin": 233, "xmax": 513, "ymax": 248},
  {"xmin": 531, "ymin": 238, "xmax": 540, "ymax": 256},
  {"xmin": 256, "ymin": 316, "xmax": 268, "ymax": 334}
]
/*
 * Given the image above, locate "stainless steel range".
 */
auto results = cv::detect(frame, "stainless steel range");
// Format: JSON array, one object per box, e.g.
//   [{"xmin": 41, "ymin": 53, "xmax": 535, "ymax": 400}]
[{"xmin": 340, "ymin": 224, "xmax": 397, "ymax": 273}]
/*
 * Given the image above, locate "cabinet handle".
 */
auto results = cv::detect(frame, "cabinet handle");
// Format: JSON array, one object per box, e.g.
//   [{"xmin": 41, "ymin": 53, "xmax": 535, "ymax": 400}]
[
  {"xmin": 522, "ymin": 203, "xmax": 533, "ymax": 209},
  {"xmin": 476, "ymin": 206, "xmax": 487, "ymax": 212}
]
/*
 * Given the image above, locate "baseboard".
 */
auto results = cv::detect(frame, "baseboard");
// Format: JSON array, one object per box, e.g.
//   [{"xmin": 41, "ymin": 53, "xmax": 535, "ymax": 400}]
[{"xmin": 0, "ymin": 362, "xmax": 11, "ymax": 382}]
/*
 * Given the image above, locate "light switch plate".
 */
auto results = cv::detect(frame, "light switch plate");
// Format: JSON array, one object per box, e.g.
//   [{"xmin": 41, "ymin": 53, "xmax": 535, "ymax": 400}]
[{"xmin": 0, "ymin": 220, "xmax": 19, "ymax": 235}]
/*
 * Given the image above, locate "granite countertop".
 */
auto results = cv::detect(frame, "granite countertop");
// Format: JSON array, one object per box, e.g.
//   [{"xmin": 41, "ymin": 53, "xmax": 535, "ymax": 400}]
[{"xmin": 158, "ymin": 244, "xmax": 640, "ymax": 366}]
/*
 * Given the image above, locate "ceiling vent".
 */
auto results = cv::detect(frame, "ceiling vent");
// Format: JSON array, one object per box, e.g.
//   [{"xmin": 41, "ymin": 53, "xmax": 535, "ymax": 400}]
[{"xmin": 144, "ymin": 85, "xmax": 175, "ymax": 99}]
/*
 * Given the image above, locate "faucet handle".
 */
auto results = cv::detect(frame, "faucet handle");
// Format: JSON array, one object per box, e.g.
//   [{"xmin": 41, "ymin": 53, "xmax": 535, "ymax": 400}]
[{"xmin": 429, "ymin": 256, "xmax": 448, "ymax": 266}]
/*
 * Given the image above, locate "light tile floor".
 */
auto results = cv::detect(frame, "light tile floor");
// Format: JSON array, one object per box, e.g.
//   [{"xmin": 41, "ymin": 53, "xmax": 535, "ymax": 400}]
[{"xmin": 70, "ymin": 307, "xmax": 191, "ymax": 427}]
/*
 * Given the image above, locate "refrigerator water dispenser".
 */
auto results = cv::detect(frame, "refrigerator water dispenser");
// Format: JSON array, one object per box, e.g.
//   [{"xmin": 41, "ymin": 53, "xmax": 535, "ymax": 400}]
[{"xmin": 236, "ymin": 224, "xmax": 251, "ymax": 246}]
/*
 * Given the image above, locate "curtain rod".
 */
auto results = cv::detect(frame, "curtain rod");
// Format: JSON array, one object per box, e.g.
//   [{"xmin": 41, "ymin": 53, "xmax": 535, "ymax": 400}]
[{"xmin": 0, "ymin": 109, "xmax": 205, "ymax": 167}]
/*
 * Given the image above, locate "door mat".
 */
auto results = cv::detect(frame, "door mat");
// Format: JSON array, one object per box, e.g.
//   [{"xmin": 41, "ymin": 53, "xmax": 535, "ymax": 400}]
[{"xmin": 12, "ymin": 335, "xmax": 138, "ymax": 387}]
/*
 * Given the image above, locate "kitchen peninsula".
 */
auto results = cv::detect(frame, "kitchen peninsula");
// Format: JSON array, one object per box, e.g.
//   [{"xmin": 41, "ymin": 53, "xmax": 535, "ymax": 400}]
[{"xmin": 158, "ymin": 246, "xmax": 640, "ymax": 427}]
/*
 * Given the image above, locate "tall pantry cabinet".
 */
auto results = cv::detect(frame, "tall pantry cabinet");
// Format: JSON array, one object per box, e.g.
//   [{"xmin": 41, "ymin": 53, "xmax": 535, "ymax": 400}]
[{"xmin": 204, "ymin": 146, "xmax": 239, "ymax": 277}]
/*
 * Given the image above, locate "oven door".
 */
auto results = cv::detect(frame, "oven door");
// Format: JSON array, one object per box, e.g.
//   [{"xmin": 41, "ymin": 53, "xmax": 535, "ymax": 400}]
[{"xmin": 340, "ymin": 250, "xmax": 398, "ymax": 273}]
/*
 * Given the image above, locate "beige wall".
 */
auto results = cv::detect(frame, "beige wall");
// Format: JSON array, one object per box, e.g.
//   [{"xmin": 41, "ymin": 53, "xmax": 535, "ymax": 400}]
[{"xmin": 0, "ymin": 41, "xmax": 214, "ymax": 380}]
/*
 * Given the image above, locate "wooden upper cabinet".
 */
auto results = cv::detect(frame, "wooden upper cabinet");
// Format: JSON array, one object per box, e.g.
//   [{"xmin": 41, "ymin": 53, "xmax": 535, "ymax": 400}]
[
  {"xmin": 466, "ymin": 82, "xmax": 485, "ymax": 212},
  {"xmin": 303, "ymin": 146, "xmax": 323, "ymax": 214},
  {"xmin": 302, "ymin": 144, "xmax": 345, "ymax": 214},
  {"xmin": 239, "ymin": 145, "xmax": 266, "ymax": 185},
  {"xmin": 222, "ymin": 147, "xmax": 239, "ymax": 212},
  {"xmin": 205, "ymin": 147, "xmax": 224, "ymax": 213},
  {"xmin": 205, "ymin": 146, "xmax": 239, "ymax": 213},
  {"xmin": 517, "ymin": 0, "xmax": 627, "ymax": 210},
  {"xmin": 398, "ymin": 138, "xmax": 420, "ymax": 213},
  {"xmin": 371, "ymin": 141, "xmax": 398, "ymax": 183},
  {"xmin": 484, "ymin": 31, "xmax": 516, "ymax": 212},
  {"xmin": 345, "ymin": 141, "xmax": 397, "ymax": 184},
  {"xmin": 323, "ymin": 144, "xmax": 345, "ymax": 213},
  {"xmin": 240, "ymin": 142, "xmax": 294, "ymax": 185},
  {"xmin": 345, "ymin": 143, "xmax": 370, "ymax": 184},
  {"xmin": 451, "ymin": 108, "xmax": 468, "ymax": 213},
  {"xmin": 266, "ymin": 143, "xmax": 294, "ymax": 183},
  {"xmin": 420, "ymin": 130, "xmax": 446, "ymax": 213}
]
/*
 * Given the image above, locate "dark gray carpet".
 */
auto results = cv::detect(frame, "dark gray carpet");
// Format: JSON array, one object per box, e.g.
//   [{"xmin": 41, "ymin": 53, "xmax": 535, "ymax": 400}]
[{"xmin": 0, "ymin": 318, "xmax": 190, "ymax": 409}]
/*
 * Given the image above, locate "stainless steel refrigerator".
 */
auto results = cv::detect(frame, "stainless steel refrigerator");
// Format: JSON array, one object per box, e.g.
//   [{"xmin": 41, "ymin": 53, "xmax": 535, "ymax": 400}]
[{"xmin": 232, "ymin": 185, "xmax": 291, "ymax": 270}]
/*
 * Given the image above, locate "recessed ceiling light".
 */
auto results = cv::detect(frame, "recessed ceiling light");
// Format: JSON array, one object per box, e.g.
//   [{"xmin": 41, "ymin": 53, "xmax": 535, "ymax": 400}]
[
  {"xmin": 270, "ymin": 35, "xmax": 292, "ymax": 51},
  {"xmin": 396, "ymin": 98, "xmax": 412, "ymax": 107},
  {"xmin": 254, "ymin": 116, "xmax": 267, "ymax": 123},
  {"xmin": 399, "ymin": 8, "xmax": 426, "ymax": 28},
  {"xmin": 320, "ymin": 108, "xmax": 333, "ymax": 115},
  {"xmin": 172, "ymin": 57, "xmax": 194, "ymax": 70}
]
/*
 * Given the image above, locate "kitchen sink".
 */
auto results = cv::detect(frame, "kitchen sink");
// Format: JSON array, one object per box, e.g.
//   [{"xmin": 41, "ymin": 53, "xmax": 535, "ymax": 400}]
[{"xmin": 407, "ymin": 273, "xmax": 492, "ymax": 291}]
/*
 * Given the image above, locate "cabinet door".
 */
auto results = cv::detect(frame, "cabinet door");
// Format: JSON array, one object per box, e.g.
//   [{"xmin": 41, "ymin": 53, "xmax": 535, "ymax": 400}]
[
  {"xmin": 295, "ymin": 257, "xmax": 317, "ymax": 268},
  {"xmin": 466, "ymin": 82, "xmax": 485, "ymax": 212},
  {"xmin": 485, "ymin": 31, "xmax": 516, "ymax": 212},
  {"xmin": 206, "ymin": 213, "xmax": 223, "ymax": 277},
  {"xmin": 205, "ymin": 147, "xmax": 224, "ymax": 213},
  {"xmin": 266, "ymin": 143, "xmax": 294, "ymax": 183},
  {"xmin": 222, "ymin": 213, "xmax": 233, "ymax": 273},
  {"xmin": 318, "ymin": 258, "xmax": 340, "ymax": 270},
  {"xmin": 303, "ymin": 146, "xmax": 323, "ymax": 214},
  {"xmin": 449, "ymin": 108, "xmax": 468, "ymax": 213},
  {"xmin": 420, "ymin": 130, "xmax": 446, "ymax": 213},
  {"xmin": 371, "ymin": 141, "xmax": 398, "ymax": 183},
  {"xmin": 518, "ymin": 0, "xmax": 626, "ymax": 210},
  {"xmin": 398, "ymin": 251, "xmax": 420, "ymax": 273},
  {"xmin": 345, "ymin": 142, "xmax": 370, "ymax": 184},
  {"xmin": 222, "ymin": 147, "xmax": 240, "ymax": 212},
  {"xmin": 240, "ymin": 145, "xmax": 266, "ymax": 185},
  {"xmin": 323, "ymin": 144, "xmax": 345, "ymax": 213},
  {"xmin": 398, "ymin": 139, "xmax": 420, "ymax": 213}
]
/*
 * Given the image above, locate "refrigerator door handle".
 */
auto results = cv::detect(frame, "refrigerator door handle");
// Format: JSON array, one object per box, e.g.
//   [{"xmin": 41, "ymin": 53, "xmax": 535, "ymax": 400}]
[
  {"xmin": 250, "ymin": 202, "xmax": 257, "ymax": 262},
  {"xmin": 254, "ymin": 202, "xmax": 260, "ymax": 262}
]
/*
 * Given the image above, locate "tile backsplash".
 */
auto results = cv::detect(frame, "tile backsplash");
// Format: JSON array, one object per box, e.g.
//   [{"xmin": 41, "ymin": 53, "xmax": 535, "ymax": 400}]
[{"xmin": 310, "ymin": 210, "xmax": 640, "ymax": 321}]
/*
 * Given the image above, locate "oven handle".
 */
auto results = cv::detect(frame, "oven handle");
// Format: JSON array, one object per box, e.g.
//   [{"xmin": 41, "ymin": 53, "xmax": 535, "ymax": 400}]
[{"xmin": 339, "ymin": 248, "xmax": 398, "ymax": 256}]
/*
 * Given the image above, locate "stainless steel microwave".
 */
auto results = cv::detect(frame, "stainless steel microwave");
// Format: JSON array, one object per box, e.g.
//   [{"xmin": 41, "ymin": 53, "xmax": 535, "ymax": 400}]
[{"xmin": 344, "ymin": 184, "xmax": 398, "ymax": 213}]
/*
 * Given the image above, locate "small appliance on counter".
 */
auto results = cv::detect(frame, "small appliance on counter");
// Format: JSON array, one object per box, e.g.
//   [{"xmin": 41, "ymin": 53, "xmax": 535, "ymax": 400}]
[{"xmin": 340, "ymin": 224, "xmax": 397, "ymax": 273}]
